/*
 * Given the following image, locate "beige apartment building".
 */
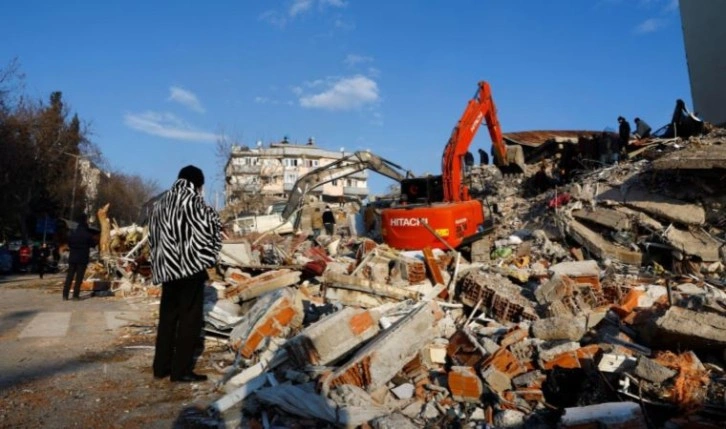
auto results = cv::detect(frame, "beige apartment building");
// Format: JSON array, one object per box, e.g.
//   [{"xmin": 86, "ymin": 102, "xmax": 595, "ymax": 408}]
[{"xmin": 224, "ymin": 137, "xmax": 369, "ymax": 209}]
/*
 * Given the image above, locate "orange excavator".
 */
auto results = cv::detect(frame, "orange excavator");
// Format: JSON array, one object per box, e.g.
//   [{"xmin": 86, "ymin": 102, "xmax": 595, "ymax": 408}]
[{"xmin": 381, "ymin": 81, "xmax": 525, "ymax": 250}]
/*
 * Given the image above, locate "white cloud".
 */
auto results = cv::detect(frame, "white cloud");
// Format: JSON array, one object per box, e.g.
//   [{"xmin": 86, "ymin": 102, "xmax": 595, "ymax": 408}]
[
  {"xmin": 290, "ymin": 0, "xmax": 314, "ymax": 17},
  {"xmin": 321, "ymin": 0, "xmax": 347, "ymax": 7},
  {"xmin": 124, "ymin": 111, "xmax": 217, "ymax": 142},
  {"xmin": 634, "ymin": 17, "xmax": 666, "ymax": 34},
  {"xmin": 259, "ymin": 10, "xmax": 287, "ymax": 28},
  {"xmin": 344, "ymin": 54, "xmax": 374, "ymax": 67},
  {"xmin": 299, "ymin": 75, "xmax": 380, "ymax": 110},
  {"xmin": 168, "ymin": 86, "xmax": 205, "ymax": 113},
  {"xmin": 262, "ymin": 0, "xmax": 347, "ymax": 26}
]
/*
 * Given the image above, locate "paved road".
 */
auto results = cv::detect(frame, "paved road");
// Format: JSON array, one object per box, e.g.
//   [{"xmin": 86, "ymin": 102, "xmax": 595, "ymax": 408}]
[{"xmin": 0, "ymin": 283, "xmax": 148, "ymax": 390}]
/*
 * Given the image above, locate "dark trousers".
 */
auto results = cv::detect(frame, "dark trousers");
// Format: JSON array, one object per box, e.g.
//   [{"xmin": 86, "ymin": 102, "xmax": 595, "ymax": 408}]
[
  {"xmin": 153, "ymin": 271, "xmax": 206, "ymax": 379},
  {"xmin": 63, "ymin": 263, "xmax": 87, "ymax": 298},
  {"xmin": 324, "ymin": 223, "xmax": 335, "ymax": 235}
]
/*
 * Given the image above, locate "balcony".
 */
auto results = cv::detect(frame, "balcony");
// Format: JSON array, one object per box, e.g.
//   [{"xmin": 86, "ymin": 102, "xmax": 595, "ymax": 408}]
[
  {"xmin": 228, "ymin": 165, "xmax": 262, "ymax": 175},
  {"xmin": 344, "ymin": 186, "xmax": 369, "ymax": 196}
]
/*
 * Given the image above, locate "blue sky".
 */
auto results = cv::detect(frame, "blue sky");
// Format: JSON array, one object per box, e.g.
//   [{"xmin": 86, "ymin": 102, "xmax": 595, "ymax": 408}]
[{"xmin": 2, "ymin": 0, "xmax": 689, "ymax": 201}]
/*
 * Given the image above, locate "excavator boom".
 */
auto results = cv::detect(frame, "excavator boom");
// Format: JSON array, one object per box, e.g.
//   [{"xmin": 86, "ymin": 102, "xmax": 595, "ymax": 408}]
[
  {"xmin": 281, "ymin": 151, "xmax": 412, "ymax": 220},
  {"xmin": 442, "ymin": 81, "xmax": 524, "ymax": 202}
]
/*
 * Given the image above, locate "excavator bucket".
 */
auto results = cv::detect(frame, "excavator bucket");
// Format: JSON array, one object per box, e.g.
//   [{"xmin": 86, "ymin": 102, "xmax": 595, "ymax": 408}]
[{"xmin": 496, "ymin": 144, "xmax": 527, "ymax": 175}]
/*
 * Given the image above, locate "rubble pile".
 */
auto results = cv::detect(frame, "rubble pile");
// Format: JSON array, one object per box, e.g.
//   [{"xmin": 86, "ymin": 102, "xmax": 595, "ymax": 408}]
[{"xmin": 180, "ymin": 130, "xmax": 726, "ymax": 428}]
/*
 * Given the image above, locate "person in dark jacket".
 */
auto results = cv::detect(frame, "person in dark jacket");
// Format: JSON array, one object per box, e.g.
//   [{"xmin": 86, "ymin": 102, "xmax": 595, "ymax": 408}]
[
  {"xmin": 63, "ymin": 215, "xmax": 96, "ymax": 300},
  {"xmin": 38, "ymin": 242, "xmax": 51, "ymax": 279},
  {"xmin": 617, "ymin": 116, "xmax": 631, "ymax": 160},
  {"xmin": 149, "ymin": 165, "xmax": 222, "ymax": 383},
  {"xmin": 633, "ymin": 117, "xmax": 652, "ymax": 139},
  {"xmin": 322, "ymin": 206, "xmax": 336, "ymax": 235},
  {"xmin": 463, "ymin": 151, "xmax": 475, "ymax": 174},
  {"xmin": 478, "ymin": 148, "xmax": 489, "ymax": 166}
]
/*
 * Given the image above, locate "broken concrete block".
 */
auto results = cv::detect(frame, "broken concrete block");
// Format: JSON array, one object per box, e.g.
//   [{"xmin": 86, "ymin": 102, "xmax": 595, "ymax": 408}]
[
  {"xmin": 391, "ymin": 383, "xmax": 415, "ymax": 400},
  {"xmin": 636, "ymin": 306, "xmax": 726, "ymax": 350},
  {"xmin": 448, "ymin": 366, "xmax": 484, "ymax": 402},
  {"xmin": 664, "ymin": 226, "xmax": 722, "ymax": 261},
  {"xmin": 224, "ymin": 269, "xmax": 302, "ymax": 302},
  {"xmin": 531, "ymin": 316, "xmax": 587, "ymax": 341},
  {"xmin": 560, "ymin": 402, "xmax": 646, "ymax": 428},
  {"xmin": 624, "ymin": 185, "xmax": 705, "ymax": 226},
  {"xmin": 573, "ymin": 207, "xmax": 631, "ymax": 231},
  {"xmin": 549, "ymin": 260, "xmax": 600, "ymax": 278},
  {"xmin": 566, "ymin": 220, "xmax": 643, "ymax": 265},
  {"xmin": 220, "ymin": 240, "xmax": 254, "ymax": 266},
  {"xmin": 229, "ymin": 288, "xmax": 304, "ymax": 358},
  {"xmin": 512, "ymin": 371, "xmax": 546, "ymax": 389},
  {"xmin": 400, "ymin": 400, "xmax": 424, "ymax": 418},
  {"xmin": 323, "ymin": 302, "xmax": 439, "ymax": 393},
  {"xmin": 371, "ymin": 413, "xmax": 418, "ymax": 429},
  {"xmin": 634, "ymin": 356, "xmax": 677, "ymax": 384},
  {"xmin": 535, "ymin": 273, "xmax": 575, "ymax": 305},
  {"xmin": 284, "ymin": 307, "xmax": 380, "ymax": 367},
  {"xmin": 323, "ymin": 271, "xmax": 419, "ymax": 307},
  {"xmin": 480, "ymin": 366, "xmax": 511, "ymax": 394}
]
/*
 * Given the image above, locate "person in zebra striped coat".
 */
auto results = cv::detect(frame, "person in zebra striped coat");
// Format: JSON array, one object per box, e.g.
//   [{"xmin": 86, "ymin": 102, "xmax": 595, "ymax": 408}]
[{"xmin": 149, "ymin": 165, "xmax": 222, "ymax": 383}]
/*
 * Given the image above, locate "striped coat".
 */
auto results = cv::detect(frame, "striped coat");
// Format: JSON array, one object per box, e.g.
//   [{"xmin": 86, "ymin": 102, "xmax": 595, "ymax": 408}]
[{"xmin": 149, "ymin": 179, "xmax": 222, "ymax": 284}]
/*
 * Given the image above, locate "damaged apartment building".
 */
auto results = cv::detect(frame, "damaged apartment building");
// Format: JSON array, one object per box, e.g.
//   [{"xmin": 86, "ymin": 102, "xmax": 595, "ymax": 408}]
[{"xmin": 224, "ymin": 137, "xmax": 370, "ymax": 213}]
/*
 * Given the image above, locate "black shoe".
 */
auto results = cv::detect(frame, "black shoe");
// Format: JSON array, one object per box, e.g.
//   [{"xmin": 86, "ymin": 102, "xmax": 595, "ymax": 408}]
[
  {"xmin": 63, "ymin": 297, "xmax": 69, "ymax": 301},
  {"xmin": 171, "ymin": 373, "xmax": 208, "ymax": 382},
  {"xmin": 154, "ymin": 372, "xmax": 170, "ymax": 380}
]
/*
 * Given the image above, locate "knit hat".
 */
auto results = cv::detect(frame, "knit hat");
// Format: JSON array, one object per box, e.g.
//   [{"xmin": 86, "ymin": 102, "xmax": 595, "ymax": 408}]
[{"xmin": 178, "ymin": 165, "xmax": 205, "ymax": 189}]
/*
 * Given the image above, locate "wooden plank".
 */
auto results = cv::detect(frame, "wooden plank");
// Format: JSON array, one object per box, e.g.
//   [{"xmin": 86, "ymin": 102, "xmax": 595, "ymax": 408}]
[{"xmin": 423, "ymin": 246, "xmax": 445, "ymax": 286}]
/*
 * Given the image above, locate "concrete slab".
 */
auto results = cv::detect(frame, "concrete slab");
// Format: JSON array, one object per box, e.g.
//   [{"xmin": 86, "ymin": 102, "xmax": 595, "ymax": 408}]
[{"xmin": 19, "ymin": 312, "xmax": 71, "ymax": 338}]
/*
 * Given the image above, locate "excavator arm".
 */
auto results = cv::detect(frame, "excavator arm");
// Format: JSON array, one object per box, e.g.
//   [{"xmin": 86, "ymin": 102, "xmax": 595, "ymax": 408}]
[
  {"xmin": 441, "ymin": 81, "xmax": 525, "ymax": 202},
  {"xmin": 281, "ymin": 151, "xmax": 413, "ymax": 220}
]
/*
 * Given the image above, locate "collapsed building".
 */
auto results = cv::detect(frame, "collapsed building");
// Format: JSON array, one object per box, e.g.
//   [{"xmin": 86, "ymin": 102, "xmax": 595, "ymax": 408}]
[{"xmin": 100, "ymin": 128, "xmax": 722, "ymax": 428}]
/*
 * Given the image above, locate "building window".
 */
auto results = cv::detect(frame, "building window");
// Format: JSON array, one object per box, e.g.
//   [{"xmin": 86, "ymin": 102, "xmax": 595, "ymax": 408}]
[
  {"xmin": 284, "ymin": 158, "xmax": 300, "ymax": 167},
  {"xmin": 346, "ymin": 179, "xmax": 354, "ymax": 187},
  {"xmin": 331, "ymin": 179, "xmax": 338, "ymax": 186},
  {"xmin": 285, "ymin": 173, "xmax": 298, "ymax": 184}
]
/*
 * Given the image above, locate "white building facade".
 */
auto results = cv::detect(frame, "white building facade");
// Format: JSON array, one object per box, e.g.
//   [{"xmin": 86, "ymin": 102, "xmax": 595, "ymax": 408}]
[{"xmin": 224, "ymin": 138, "xmax": 369, "ymax": 207}]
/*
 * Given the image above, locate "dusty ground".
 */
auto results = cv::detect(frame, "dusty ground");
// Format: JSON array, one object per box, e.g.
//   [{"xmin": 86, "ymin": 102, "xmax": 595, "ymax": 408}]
[{"xmin": 0, "ymin": 275, "xmax": 227, "ymax": 429}]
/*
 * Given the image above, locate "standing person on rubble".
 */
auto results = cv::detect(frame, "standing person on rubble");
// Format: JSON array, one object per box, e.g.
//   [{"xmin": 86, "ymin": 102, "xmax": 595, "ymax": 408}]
[
  {"xmin": 633, "ymin": 117, "xmax": 651, "ymax": 139},
  {"xmin": 478, "ymin": 148, "xmax": 489, "ymax": 166},
  {"xmin": 149, "ymin": 165, "xmax": 222, "ymax": 383},
  {"xmin": 322, "ymin": 205, "xmax": 336, "ymax": 236},
  {"xmin": 617, "ymin": 116, "xmax": 631, "ymax": 159},
  {"xmin": 62, "ymin": 214, "xmax": 96, "ymax": 300},
  {"xmin": 311, "ymin": 207, "xmax": 323, "ymax": 239}
]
